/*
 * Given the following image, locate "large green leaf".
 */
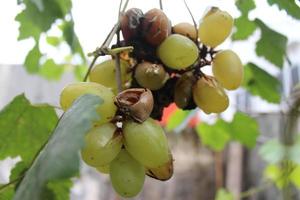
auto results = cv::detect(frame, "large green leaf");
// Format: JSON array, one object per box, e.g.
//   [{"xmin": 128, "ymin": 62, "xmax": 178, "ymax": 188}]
[
  {"xmin": 232, "ymin": 15, "xmax": 256, "ymax": 40},
  {"xmin": 24, "ymin": 44, "xmax": 42, "ymax": 73},
  {"xmin": 236, "ymin": 0, "xmax": 256, "ymax": 15},
  {"xmin": 259, "ymin": 139, "xmax": 285, "ymax": 164},
  {"xmin": 267, "ymin": 0, "xmax": 300, "ymax": 20},
  {"xmin": 0, "ymin": 95, "xmax": 58, "ymax": 167},
  {"xmin": 229, "ymin": 112, "xmax": 260, "ymax": 148},
  {"xmin": 255, "ymin": 19, "xmax": 288, "ymax": 68},
  {"xmin": 243, "ymin": 63, "xmax": 281, "ymax": 103},
  {"xmin": 13, "ymin": 94, "xmax": 102, "ymax": 200},
  {"xmin": 196, "ymin": 119, "xmax": 231, "ymax": 151}
]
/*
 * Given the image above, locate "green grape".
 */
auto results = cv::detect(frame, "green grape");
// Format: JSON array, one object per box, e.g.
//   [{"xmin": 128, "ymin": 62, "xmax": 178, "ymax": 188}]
[
  {"xmin": 193, "ymin": 76, "xmax": 229, "ymax": 114},
  {"xmin": 134, "ymin": 61, "xmax": 169, "ymax": 90},
  {"xmin": 89, "ymin": 59, "xmax": 132, "ymax": 94},
  {"xmin": 198, "ymin": 7, "xmax": 233, "ymax": 47},
  {"xmin": 157, "ymin": 34, "xmax": 199, "ymax": 70},
  {"xmin": 123, "ymin": 118, "xmax": 169, "ymax": 168},
  {"xmin": 110, "ymin": 149, "xmax": 145, "ymax": 198},
  {"xmin": 96, "ymin": 165, "xmax": 110, "ymax": 174},
  {"xmin": 81, "ymin": 123, "xmax": 122, "ymax": 167},
  {"xmin": 212, "ymin": 50, "xmax": 243, "ymax": 90},
  {"xmin": 60, "ymin": 82, "xmax": 117, "ymax": 125}
]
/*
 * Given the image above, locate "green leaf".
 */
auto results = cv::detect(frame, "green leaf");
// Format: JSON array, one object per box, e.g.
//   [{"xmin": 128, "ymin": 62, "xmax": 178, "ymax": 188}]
[
  {"xmin": 288, "ymin": 136, "xmax": 300, "ymax": 164},
  {"xmin": 0, "ymin": 94, "xmax": 58, "ymax": 167},
  {"xmin": 0, "ymin": 187, "xmax": 14, "ymax": 200},
  {"xmin": 255, "ymin": 19, "xmax": 288, "ymax": 68},
  {"xmin": 232, "ymin": 15, "xmax": 256, "ymax": 40},
  {"xmin": 24, "ymin": 44, "xmax": 42, "ymax": 73},
  {"xmin": 13, "ymin": 94, "xmax": 102, "ymax": 200},
  {"xmin": 15, "ymin": 0, "xmax": 71, "ymax": 41},
  {"xmin": 166, "ymin": 109, "xmax": 190, "ymax": 131},
  {"xmin": 264, "ymin": 164, "xmax": 284, "ymax": 188},
  {"xmin": 196, "ymin": 119, "xmax": 231, "ymax": 151},
  {"xmin": 39, "ymin": 59, "xmax": 65, "ymax": 80},
  {"xmin": 229, "ymin": 112, "xmax": 260, "ymax": 148},
  {"xmin": 290, "ymin": 165, "xmax": 300, "ymax": 188},
  {"xmin": 74, "ymin": 65, "xmax": 87, "ymax": 81},
  {"xmin": 267, "ymin": 0, "xmax": 300, "ymax": 20},
  {"xmin": 215, "ymin": 189, "xmax": 234, "ymax": 200},
  {"xmin": 259, "ymin": 139, "xmax": 285, "ymax": 164},
  {"xmin": 243, "ymin": 62, "xmax": 281, "ymax": 103},
  {"xmin": 42, "ymin": 179, "xmax": 73, "ymax": 200},
  {"xmin": 236, "ymin": 0, "xmax": 256, "ymax": 15},
  {"xmin": 46, "ymin": 36, "xmax": 61, "ymax": 46}
]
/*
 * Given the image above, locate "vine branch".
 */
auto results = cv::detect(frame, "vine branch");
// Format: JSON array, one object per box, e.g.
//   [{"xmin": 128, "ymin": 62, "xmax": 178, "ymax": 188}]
[{"xmin": 159, "ymin": 0, "xmax": 163, "ymax": 10}]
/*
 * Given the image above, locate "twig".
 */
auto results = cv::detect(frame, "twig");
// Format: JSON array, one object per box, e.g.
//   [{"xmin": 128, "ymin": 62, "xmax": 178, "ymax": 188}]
[
  {"xmin": 239, "ymin": 181, "xmax": 272, "ymax": 199},
  {"xmin": 115, "ymin": 31, "xmax": 122, "ymax": 93},
  {"xmin": 159, "ymin": 0, "xmax": 163, "ymax": 10},
  {"xmin": 83, "ymin": 56, "xmax": 98, "ymax": 82}
]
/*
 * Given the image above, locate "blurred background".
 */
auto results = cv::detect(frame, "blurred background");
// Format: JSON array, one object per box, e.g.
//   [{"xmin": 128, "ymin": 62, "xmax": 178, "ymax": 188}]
[{"xmin": 0, "ymin": 0, "xmax": 300, "ymax": 200}]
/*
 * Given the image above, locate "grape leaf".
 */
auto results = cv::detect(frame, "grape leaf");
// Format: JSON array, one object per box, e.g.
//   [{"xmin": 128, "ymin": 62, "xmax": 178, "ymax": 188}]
[
  {"xmin": 243, "ymin": 62, "xmax": 281, "ymax": 103},
  {"xmin": 42, "ymin": 179, "xmax": 73, "ymax": 200},
  {"xmin": 215, "ymin": 189, "xmax": 234, "ymax": 200},
  {"xmin": 39, "ymin": 59, "xmax": 65, "ymax": 80},
  {"xmin": 0, "ymin": 187, "xmax": 14, "ymax": 200},
  {"xmin": 229, "ymin": 112, "xmax": 260, "ymax": 148},
  {"xmin": 13, "ymin": 94, "xmax": 102, "ymax": 200},
  {"xmin": 255, "ymin": 19, "xmax": 288, "ymax": 68},
  {"xmin": 24, "ymin": 44, "xmax": 42, "ymax": 73},
  {"xmin": 236, "ymin": 0, "xmax": 256, "ymax": 15},
  {"xmin": 46, "ymin": 36, "xmax": 61, "ymax": 46},
  {"xmin": 0, "ymin": 95, "xmax": 58, "ymax": 167},
  {"xmin": 232, "ymin": 15, "xmax": 256, "ymax": 40},
  {"xmin": 196, "ymin": 119, "xmax": 231, "ymax": 151},
  {"xmin": 259, "ymin": 139, "xmax": 285, "ymax": 164},
  {"xmin": 290, "ymin": 165, "xmax": 300, "ymax": 188},
  {"xmin": 166, "ymin": 109, "xmax": 191, "ymax": 131},
  {"xmin": 267, "ymin": 0, "xmax": 300, "ymax": 20}
]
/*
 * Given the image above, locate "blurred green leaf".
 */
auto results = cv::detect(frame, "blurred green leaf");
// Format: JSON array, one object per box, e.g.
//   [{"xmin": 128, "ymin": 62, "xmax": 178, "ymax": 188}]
[
  {"xmin": 290, "ymin": 165, "xmax": 300, "ymax": 188},
  {"xmin": 215, "ymin": 189, "xmax": 234, "ymax": 200},
  {"xmin": 236, "ymin": 0, "xmax": 256, "ymax": 15},
  {"xmin": 288, "ymin": 136, "xmax": 300, "ymax": 164},
  {"xmin": 259, "ymin": 139, "xmax": 285, "ymax": 164},
  {"xmin": 43, "ymin": 179, "xmax": 73, "ymax": 200},
  {"xmin": 13, "ymin": 95, "xmax": 102, "ymax": 200},
  {"xmin": 255, "ymin": 19, "xmax": 288, "ymax": 68},
  {"xmin": 0, "ymin": 94, "xmax": 58, "ymax": 168},
  {"xmin": 264, "ymin": 164, "xmax": 284, "ymax": 188},
  {"xmin": 196, "ymin": 119, "xmax": 231, "ymax": 151},
  {"xmin": 166, "ymin": 109, "xmax": 191, "ymax": 131},
  {"xmin": 24, "ymin": 44, "xmax": 42, "ymax": 73},
  {"xmin": 232, "ymin": 16, "xmax": 256, "ymax": 40},
  {"xmin": 46, "ymin": 36, "xmax": 61, "ymax": 46},
  {"xmin": 39, "ymin": 59, "xmax": 65, "ymax": 80},
  {"xmin": 74, "ymin": 65, "xmax": 87, "ymax": 81},
  {"xmin": 0, "ymin": 187, "xmax": 14, "ymax": 200},
  {"xmin": 229, "ymin": 112, "xmax": 260, "ymax": 148},
  {"xmin": 267, "ymin": 0, "xmax": 300, "ymax": 20},
  {"xmin": 243, "ymin": 62, "xmax": 281, "ymax": 103}
]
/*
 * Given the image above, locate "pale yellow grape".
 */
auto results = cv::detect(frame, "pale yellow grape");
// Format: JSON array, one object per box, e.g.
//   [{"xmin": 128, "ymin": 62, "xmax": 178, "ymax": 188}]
[
  {"xmin": 198, "ymin": 7, "xmax": 233, "ymax": 47},
  {"xmin": 110, "ymin": 149, "xmax": 145, "ymax": 198},
  {"xmin": 123, "ymin": 118, "xmax": 169, "ymax": 168},
  {"xmin": 96, "ymin": 165, "xmax": 110, "ymax": 174},
  {"xmin": 212, "ymin": 50, "xmax": 243, "ymax": 90},
  {"xmin": 193, "ymin": 76, "xmax": 229, "ymax": 114},
  {"xmin": 81, "ymin": 123, "xmax": 122, "ymax": 167},
  {"xmin": 157, "ymin": 34, "xmax": 199, "ymax": 70},
  {"xmin": 89, "ymin": 59, "xmax": 132, "ymax": 93},
  {"xmin": 60, "ymin": 82, "xmax": 117, "ymax": 125}
]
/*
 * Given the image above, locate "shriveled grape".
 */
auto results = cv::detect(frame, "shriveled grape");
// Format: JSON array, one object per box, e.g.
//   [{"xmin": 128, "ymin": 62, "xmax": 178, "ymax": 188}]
[
  {"xmin": 123, "ymin": 118, "xmax": 170, "ymax": 168},
  {"xmin": 121, "ymin": 8, "xmax": 143, "ymax": 42},
  {"xmin": 198, "ymin": 7, "xmax": 233, "ymax": 47},
  {"xmin": 81, "ymin": 123, "xmax": 122, "ymax": 167},
  {"xmin": 212, "ymin": 50, "xmax": 243, "ymax": 90},
  {"xmin": 193, "ymin": 76, "xmax": 229, "ymax": 114},
  {"xmin": 157, "ymin": 34, "xmax": 199, "ymax": 70},
  {"xmin": 110, "ymin": 149, "xmax": 145, "ymax": 198},
  {"xmin": 59, "ymin": 82, "xmax": 117, "ymax": 125}
]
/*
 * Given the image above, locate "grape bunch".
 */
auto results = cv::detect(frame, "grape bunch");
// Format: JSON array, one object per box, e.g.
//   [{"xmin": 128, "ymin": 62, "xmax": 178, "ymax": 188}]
[{"xmin": 59, "ymin": 6, "xmax": 243, "ymax": 198}]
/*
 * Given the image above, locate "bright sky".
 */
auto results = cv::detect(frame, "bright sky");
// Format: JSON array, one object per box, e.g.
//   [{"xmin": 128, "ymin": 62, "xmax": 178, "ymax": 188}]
[{"xmin": 0, "ymin": 0, "xmax": 300, "ymax": 67}]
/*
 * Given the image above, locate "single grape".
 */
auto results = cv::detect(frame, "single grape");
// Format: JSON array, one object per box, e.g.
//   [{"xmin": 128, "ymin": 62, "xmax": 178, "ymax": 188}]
[
  {"xmin": 142, "ymin": 8, "xmax": 171, "ymax": 46},
  {"xmin": 193, "ymin": 76, "xmax": 229, "ymax": 114},
  {"xmin": 81, "ymin": 123, "xmax": 122, "ymax": 167},
  {"xmin": 157, "ymin": 34, "xmax": 199, "ymax": 70},
  {"xmin": 173, "ymin": 22, "xmax": 197, "ymax": 41},
  {"xmin": 146, "ymin": 153, "xmax": 173, "ymax": 181},
  {"xmin": 96, "ymin": 165, "xmax": 110, "ymax": 174},
  {"xmin": 212, "ymin": 50, "xmax": 243, "ymax": 90},
  {"xmin": 89, "ymin": 59, "xmax": 132, "ymax": 93},
  {"xmin": 198, "ymin": 7, "xmax": 233, "ymax": 47},
  {"xmin": 121, "ymin": 8, "xmax": 143, "ymax": 42},
  {"xmin": 60, "ymin": 82, "xmax": 117, "ymax": 125},
  {"xmin": 134, "ymin": 61, "xmax": 169, "ymax": 90},
  {"xmin": 123, "ymin": 118, "xmax": 170, "ymax": 168},
  {"xmin": 110, "ymin": 149, "xmax": 145, "ymax": 198}
]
